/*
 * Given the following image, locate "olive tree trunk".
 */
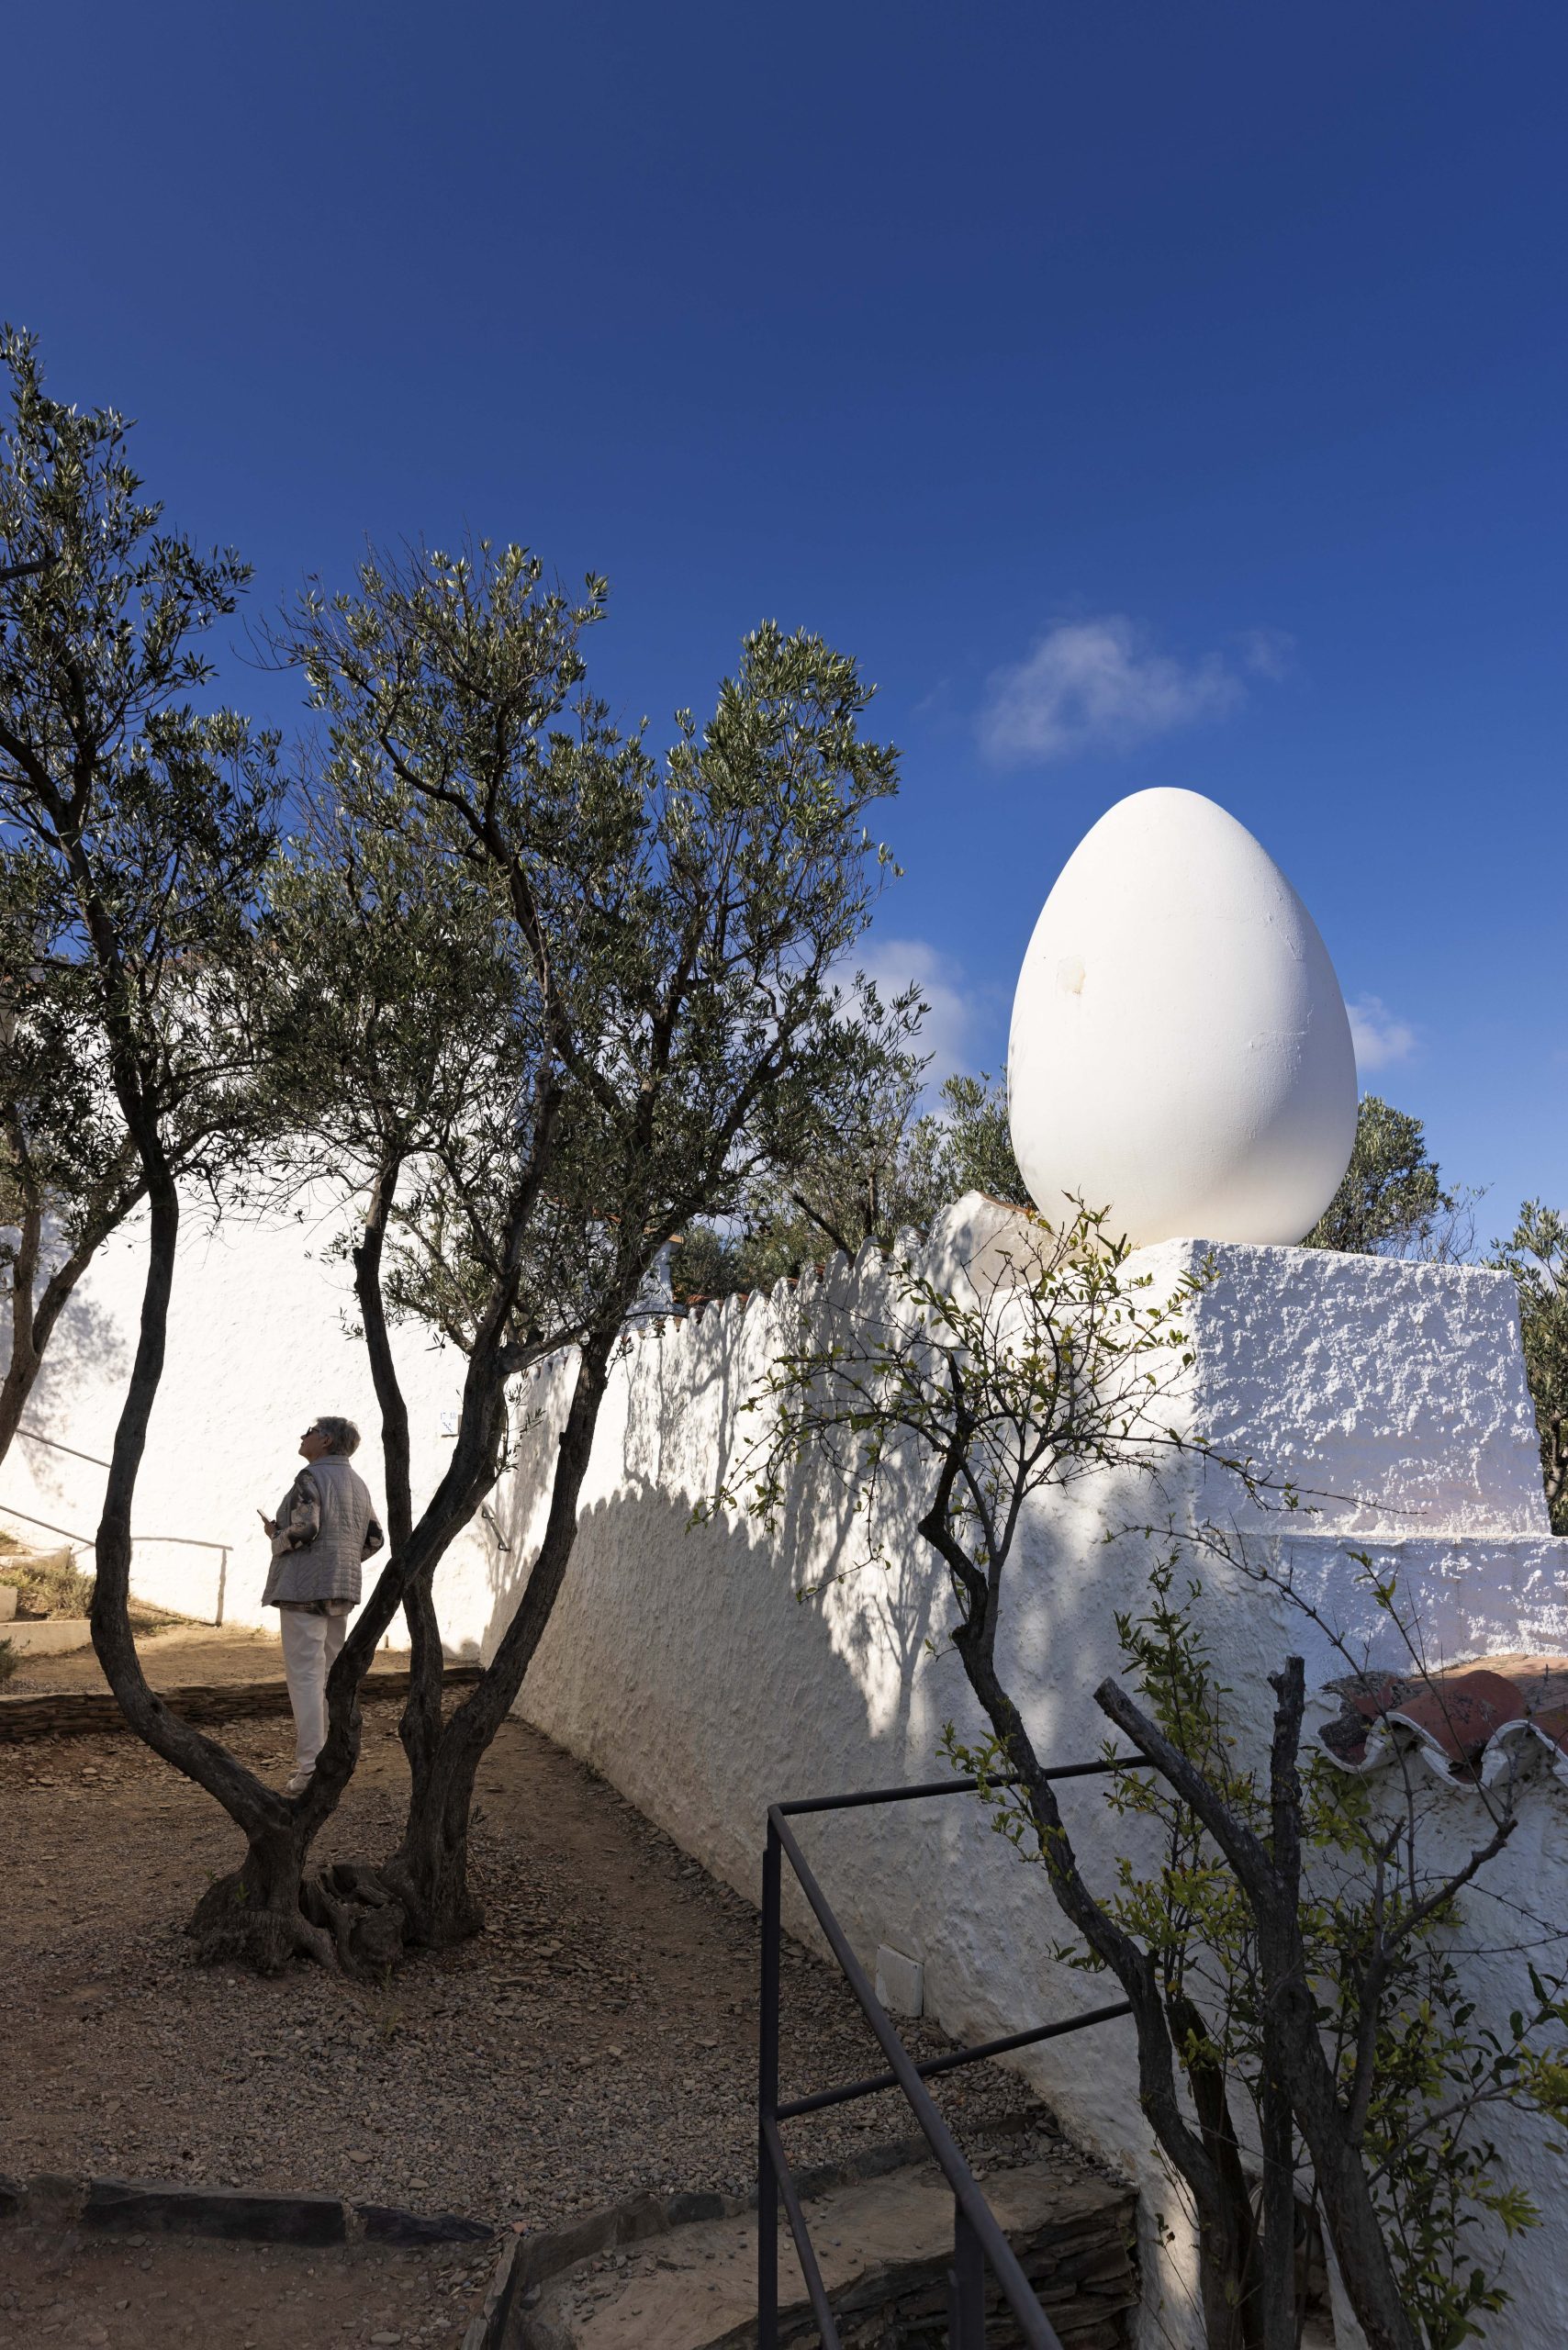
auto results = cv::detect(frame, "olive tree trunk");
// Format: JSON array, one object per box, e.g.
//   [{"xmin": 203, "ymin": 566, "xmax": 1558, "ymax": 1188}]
[
  {"xmin": 1097, "ymin": 1665, "xmax": 1425, "ymax": 2350},
  {"xmin": 85, "ymin": 1173, "xmax": 359, "ymax": 1969},
  {"xmin": 121, "ymin": 1133, "xmax": 531, "ymax": 1975},
  {"xmin": 379, "ymin": 1334, "xmax": 614, "ymax": 1946},
  {"xmin": 946, "ymin": 1586, "xmax": 1268, "ymax": 2350}
]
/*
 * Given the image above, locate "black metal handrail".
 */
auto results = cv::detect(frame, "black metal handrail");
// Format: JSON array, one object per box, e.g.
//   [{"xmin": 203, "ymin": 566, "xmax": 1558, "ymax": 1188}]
[{"xmin": 759, "ymin": 1758, "xmax": 1151, "ymax": 2349}]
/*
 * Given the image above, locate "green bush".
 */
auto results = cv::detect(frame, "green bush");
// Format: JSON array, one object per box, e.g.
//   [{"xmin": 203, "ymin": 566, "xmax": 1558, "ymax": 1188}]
[
  {"xmin": 6, "ymin": 1547, "xmax": 95, "ymax": 1618},
  {"xmin": 3, "ymin": 1545, "xmax": 185, "ymax": 1633}
]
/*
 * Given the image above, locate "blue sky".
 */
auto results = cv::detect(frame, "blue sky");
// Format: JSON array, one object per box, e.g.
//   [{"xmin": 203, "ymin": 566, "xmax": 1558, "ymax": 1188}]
[{"xmin": 5, "ymin": 2, "xmax": 1563, "ymax": 1232}]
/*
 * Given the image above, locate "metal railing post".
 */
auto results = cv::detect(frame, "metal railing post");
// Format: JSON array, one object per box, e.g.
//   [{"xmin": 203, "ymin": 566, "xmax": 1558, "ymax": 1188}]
[
  {"xmin": 758, "ymin": 1816, "xmax": 782, "ymax": 2348},
  {"xmin": 755, "ymin": 1764, "xmax": 1143, "ymax": 2350},
  {"xmin": 948, "ymin": 2198, "xmax": 988, "ymax": 2348}
]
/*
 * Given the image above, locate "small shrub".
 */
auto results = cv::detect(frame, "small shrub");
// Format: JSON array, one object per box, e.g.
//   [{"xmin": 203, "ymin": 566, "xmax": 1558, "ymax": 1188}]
[
  {"xmin": 0, "ymin": 1637, "xmax": 17, "ymax": 1687},
  {"xmin": 7, "ymin": 1548, "xmax": 95, "ymax": 1618},
  {"xmin": 3, "ymin": 1545, "xmax": 185, "ymax": 1633}
]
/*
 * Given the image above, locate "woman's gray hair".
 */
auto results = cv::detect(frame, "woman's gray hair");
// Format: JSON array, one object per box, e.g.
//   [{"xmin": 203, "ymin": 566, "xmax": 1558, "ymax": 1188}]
[{"xmin": 314, "ymin": 1416, "xmax": 362, "ymax": 1457}]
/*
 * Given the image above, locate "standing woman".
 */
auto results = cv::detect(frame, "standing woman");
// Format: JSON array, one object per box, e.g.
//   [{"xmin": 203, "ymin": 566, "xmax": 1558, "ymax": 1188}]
[{"xmin": 259, "ymin": 1416, "xmax": 384, "ymax": 1794}]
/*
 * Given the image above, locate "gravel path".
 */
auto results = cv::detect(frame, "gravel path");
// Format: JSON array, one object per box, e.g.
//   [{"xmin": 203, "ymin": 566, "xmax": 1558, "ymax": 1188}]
[
  {"xmin": 3, "ymin": 1621, "xmax": 416, "ymax": 1696},
  {"xmin": 0, "ymin": 2226, "xmax": 493, "ymax": 2349},
  {"xmin": 2, "ymin": 1709, "xmax": 1058, "ymax": 2240}
]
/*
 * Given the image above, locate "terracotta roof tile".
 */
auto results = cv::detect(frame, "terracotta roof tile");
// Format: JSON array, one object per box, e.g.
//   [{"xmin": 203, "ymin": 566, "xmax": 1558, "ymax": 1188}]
[
  {"xmin": 1318, "ymin": 1655, "xmax": 1568, "ymax": 1782},
  {"xmin": 1525, "ymin": 1703, "xmax": 1568, "ymax": 1760}
]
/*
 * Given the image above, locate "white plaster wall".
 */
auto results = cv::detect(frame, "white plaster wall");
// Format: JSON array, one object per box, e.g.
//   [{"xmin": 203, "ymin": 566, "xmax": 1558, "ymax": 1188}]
[
  {"xmin": 0, "ymin": 1188, "xmax": 495, "ymax": 1645},
  {"xmin": 487, "ymin": 1203, "xmax": 1568, "ymax": 2350},
  {"xmin": 9, "ymin": 1185, "xmax": 1568, "ymax": 2342},
  {"xmin": 1169, "ymin": 1238, "xmax": 1549, "ymax": 1538}
]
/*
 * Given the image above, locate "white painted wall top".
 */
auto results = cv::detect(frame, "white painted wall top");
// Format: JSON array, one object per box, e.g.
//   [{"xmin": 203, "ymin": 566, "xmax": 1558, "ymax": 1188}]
[
  {"xmin": 1166, "ymin": 1237, "xmax": 1551, "ymax": 1538},
  {"xmin": 1008, "ymin": 788, "xmax": 1358, "ymax": 1246}
]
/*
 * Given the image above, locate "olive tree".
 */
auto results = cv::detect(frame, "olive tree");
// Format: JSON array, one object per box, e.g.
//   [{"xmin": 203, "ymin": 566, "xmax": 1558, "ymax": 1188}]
[
  {"xmin": 675, "ymin": 1065, "xmax": 1026, "ymax": 1302},
  {"xmin": 1491, "ymin": 1203, "xmax": 1568, "ymax": 1535},
  {"xmin": 0, "ymin": 332, "xmax": 288, "ymax": 1866},
  {"xmin": 250, "ymin": 784, "xmax": 535, "ymax": 1794},
  {"xmin": 1079, "ymin": 1560, "xmax": 1568, "ymax": 2350},
  {"xmin": 1304, "ymin": 1096, "xmax": 1468, "ymax": 1260},
  {"xmin": 0, "ymin": 844, "xmax": 142, "ymax": 1462},
  {"xmin": 177, "ymin": 543, "xmax": 910, "ymax": 1969},
  {"xmin": 0, "ymin": 330, "xmax": 275, "ymax": 1472}
]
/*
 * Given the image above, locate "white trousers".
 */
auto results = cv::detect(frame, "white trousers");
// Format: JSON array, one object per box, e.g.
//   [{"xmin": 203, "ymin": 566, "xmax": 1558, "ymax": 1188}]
[{"xmin": 278, "ymin": 1606, "xmax": 350, "ymax": 1775}]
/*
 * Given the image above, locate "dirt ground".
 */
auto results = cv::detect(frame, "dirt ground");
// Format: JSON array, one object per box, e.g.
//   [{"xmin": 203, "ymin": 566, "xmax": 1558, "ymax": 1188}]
[
  {"xmin": 0, "ymin": 2223, "xmax": 493, "ymax": 2348},
  {"xmin": 3, "ymin": 1620, "xmax": 417, "ymax": 1697},
  {"xmin": 0, "ymin": 1704, "xmax": 1065, "ymax": 2344}
]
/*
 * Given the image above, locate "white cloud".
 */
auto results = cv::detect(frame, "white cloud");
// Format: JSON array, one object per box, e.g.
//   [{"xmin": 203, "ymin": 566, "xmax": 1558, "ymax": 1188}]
[
  {"xmin": 1238, "ymin": 625, "xmax": 1297, "ymax": 682},
  {"xmin": 978, "ymin": 614, "xmax": 1264, "ymax": 767},
  {"xmin": 844, "ymin": 936, "xmax": 977, "ymax": 1092},
  {"xmin": 1348, "ymin": 996, "xmax": 1417, "ymax": 1073}
]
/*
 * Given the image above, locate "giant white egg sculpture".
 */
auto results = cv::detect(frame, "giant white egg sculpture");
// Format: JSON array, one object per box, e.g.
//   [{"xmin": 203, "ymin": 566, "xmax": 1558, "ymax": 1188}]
[{"xmin": 1007, "ymin": 788, "xmax": 1357, "ymax": 1246}]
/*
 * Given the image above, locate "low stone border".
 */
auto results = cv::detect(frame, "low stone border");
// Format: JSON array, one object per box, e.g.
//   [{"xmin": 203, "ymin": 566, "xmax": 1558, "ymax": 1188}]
[
  {"xmin": 0, "ymin": 2169, "xmax": 494, "ymax": 2249},
  {"xmin": 459, "ymin": 2117, "xmax": 1045, "ymax": 2350},
  {"xmin": 4, "ymin": 2118, "xmax": 1056, "ymax": 2350},
  {"xmin": 0, "ymin": 1663, "xmax": 485, "ymax": 1742},
  {"xmin": 3, "ymin": 2163, "xmax": 727, "ymax": 2350},
  {"xmin": 85, "ymin": 2178, "xmax": 351, "ymax": 2246}
]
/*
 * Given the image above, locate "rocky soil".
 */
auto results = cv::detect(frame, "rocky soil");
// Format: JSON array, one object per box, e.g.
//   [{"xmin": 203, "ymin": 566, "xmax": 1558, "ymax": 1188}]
[
  {"xmin": 2, "ymin": 1707, "xmax": 1058, "ymax": 2244},
  {"xmin": 1, "ymin": 1618, "xmax": 411, "ymax": 1696},
  {"xmin": 0, "ymin": 2224, "xmax": 494, "ymax": 2348}
]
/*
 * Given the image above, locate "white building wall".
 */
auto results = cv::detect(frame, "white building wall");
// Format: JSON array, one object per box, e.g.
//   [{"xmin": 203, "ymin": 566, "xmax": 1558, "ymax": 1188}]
[
  {"xmin": 7, "ymin": 1190, "xmax": 1568, "ymax": 2344},
  {"xmin": 0, "ymin": 1190, "xmax": 493, "ymax": 1644},
  {"xmin": 494, "ymin": 1205, "xmax": 1568, "ymax": 2349}
]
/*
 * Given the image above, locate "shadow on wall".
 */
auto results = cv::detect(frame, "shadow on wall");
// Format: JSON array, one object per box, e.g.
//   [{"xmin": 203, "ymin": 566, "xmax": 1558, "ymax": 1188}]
[
  {"xmin": 455, "ymin": 1449, "xmax": 1193, "ymax": 2350},
  {"xmin": 6, "ymin": 1281, "xmax": 129, "ymax": 1498},
  {"xmin": 463, "ymin": 1347, "xmax": 1161, "ymax": 2053},
  {"xmin": 409, "ymin": 1236, "xmax": 1364, "ymax": 2347},
  {"xmin": 473, "ymin": 1328, "xmax": 961, "ymax": 1770}
]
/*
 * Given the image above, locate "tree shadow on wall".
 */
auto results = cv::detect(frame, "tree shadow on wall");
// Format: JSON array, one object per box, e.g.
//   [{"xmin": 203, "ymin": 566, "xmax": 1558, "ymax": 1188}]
[
  {"xmin": 465, "ymin": 1339, "xmax": 1171, "ymax": 2033},
  {"xmin": 2, "ymin": 1259, "xmax": 129, "ymax": 1505}
]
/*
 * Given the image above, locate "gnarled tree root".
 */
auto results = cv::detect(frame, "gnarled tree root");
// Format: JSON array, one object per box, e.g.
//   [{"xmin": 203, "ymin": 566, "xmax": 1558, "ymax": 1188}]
[
  {"xmin": 301, "ymin": 1861, "xmax": 409, "ymax": 1975},
  {"xmin": 185, "ymin": 1849, "xmax": 486, "ymax": 1976},
  {"xmin": 185, "ymin": 1868, "xmax": 339, "ymax": 1974},
  {"xmin": 185, "ymin": 1860, "xmax": 410, "ymax": 1978},
  {"xmin": 374, "ymin": 1849, "xmax": 484, "ymax": 1953}
]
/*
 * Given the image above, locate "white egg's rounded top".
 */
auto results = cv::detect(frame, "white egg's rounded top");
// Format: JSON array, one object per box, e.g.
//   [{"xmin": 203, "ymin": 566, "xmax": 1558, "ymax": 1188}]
[{"xmin": 1007, "ymin": 787, "xmax": 1357, "ymax": 1247}]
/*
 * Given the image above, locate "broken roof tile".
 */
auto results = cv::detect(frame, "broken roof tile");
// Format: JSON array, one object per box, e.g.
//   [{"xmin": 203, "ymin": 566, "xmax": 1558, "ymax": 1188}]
[{"xmin": 1316, "ymin": 1656, "xmax": 1568, "ymax": 1784}]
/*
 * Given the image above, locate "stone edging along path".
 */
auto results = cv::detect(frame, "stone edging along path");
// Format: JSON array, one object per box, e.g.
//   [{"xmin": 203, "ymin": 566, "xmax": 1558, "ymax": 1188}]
[
  {"xmin": 461, "ymin": 2125, "xmax": 1063, "ymax": 2350},
  {"xmin": 3, "ymin": 2166, "xmax": 503, "ymax": 2349},
  {"xmin": 1, "ymin": 2129, "xmax": 1044, "ymax": 2350},
  {"xmin": 0, "ymin": 2166, "xmax": 494, "ymax": 2246},
  {"xmin": 0, "ymin": 2164, "xmax": 741, "ymax": 2350},
  {"xmin": 0, "ymin": 1664, "xmax": 486, "ymax": 1741}
]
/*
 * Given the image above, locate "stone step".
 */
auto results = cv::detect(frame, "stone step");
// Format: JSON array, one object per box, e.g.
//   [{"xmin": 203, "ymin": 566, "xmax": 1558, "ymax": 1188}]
[
  {"xmin": 513, "ymin": 2152, "xmax": 1137, "ymax": 2349},
  {"xmin": 1, "ymin": 1617, "xmax": 95, "ymax": 1654}
]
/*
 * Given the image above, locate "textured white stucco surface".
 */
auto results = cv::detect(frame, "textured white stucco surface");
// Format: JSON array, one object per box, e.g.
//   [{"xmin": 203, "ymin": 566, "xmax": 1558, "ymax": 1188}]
[
  {"xmin": 1169, "ymin": 1238, "xmax": 1550, "ymax": 1538},
  {"xmin": 8, "ymin": 1190, "xmax": 1567, "ymax": 2343},
  {"xmin": 496, "ymin": 1203, "xmax": 1568, "ymax": 2349}
]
